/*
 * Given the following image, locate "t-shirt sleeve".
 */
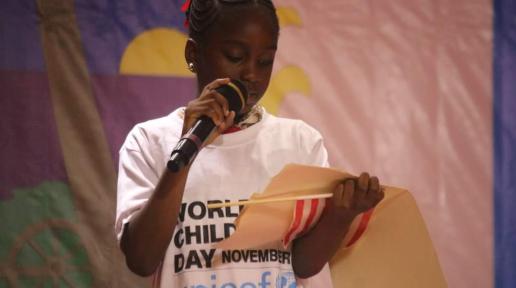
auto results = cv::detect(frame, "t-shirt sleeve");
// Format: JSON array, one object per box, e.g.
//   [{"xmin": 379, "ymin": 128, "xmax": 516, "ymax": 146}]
[
  {"xmin": 115, "ymin": 127, "xmax": 161, "ymax": 242},
  {"xmin": 296, "ymin": 263, "xmax": 334, "ymax": 288},
  {"xmin": 298, "ymin": 121, "xmax": 330, "ymax": 168},
  {"xmin": 308, "ymin": 133, "xmax": 330, "ymax": 168}
]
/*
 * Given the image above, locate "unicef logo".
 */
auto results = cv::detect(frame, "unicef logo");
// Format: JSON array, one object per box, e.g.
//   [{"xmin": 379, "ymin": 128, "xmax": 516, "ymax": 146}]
[{"xmin": 275, "ymin": 272, "xmax": 297, "ymax": 288}]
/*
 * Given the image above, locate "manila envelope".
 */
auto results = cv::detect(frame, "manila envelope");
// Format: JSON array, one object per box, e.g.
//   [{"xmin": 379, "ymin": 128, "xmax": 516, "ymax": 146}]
[{"xmin": 330, "ymin": 186, "xmax": 447, "ymax": 288}]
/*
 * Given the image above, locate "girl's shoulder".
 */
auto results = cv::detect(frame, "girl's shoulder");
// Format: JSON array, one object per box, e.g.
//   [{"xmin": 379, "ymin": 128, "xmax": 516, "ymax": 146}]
[
  {"xmin": 263, "ymin": 111, "xmax": 323, "ymax": 140},
  {"xmin": 121, "ymin": 108, "xmax": 184, "ymax": 151}
]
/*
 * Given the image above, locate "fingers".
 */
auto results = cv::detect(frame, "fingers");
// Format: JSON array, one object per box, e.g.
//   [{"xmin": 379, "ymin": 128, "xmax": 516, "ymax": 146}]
[
  {"xmin": 332, "ymin": 173, "xmax": 384, "ymax": 214},
  {"xmin": 202, "ymin": 111, "xmax": 236, "ymax": 146},
  {"xmin": 332, "ymin": 183, "xmax": 344, "ymax": 206},
  {"xmin": 203, "ymin": 98, "xmax": 225, "ymax": 126},
  {"xmin": 343, "ymin": 179, "xmax": 355, "ymax": 209},
  {"xmin": 370, "ymin": 176, "xmax": 379, "ymax": 193},
  {"xmin": 333, "ymin": 178, "xmax": 355, "ymax": 209},
  {"xmin": 356, "ymin": 172, "xmax": 370, "ymax": 204},
  {"xmin": 367, "ymin": 176, "xmax": 384, "ymax": 206},
  {"xmin": 183, "ymin": 78, "xmax": 234, "ymax": 135},
  {"xmin": 215, "ymin": 110, "xmax": 235, "ymax": 134},
  {"xmin": 186, "ymin": 98, "xmax": 223, "ymax": 125},
  {"xmin": 220, "ymin": 111, "xmax": 236, "ymax": 132},
  {"xmin": 212, "ymin": 92, "xmax": 230, "ymax": 117},
  {"xmin": 202, "ymin": 78, "xmax": 231, "ymax": 116},
  {"xmin": 204, "ymin": 78, "xmax": 230, "ymax": 91}
]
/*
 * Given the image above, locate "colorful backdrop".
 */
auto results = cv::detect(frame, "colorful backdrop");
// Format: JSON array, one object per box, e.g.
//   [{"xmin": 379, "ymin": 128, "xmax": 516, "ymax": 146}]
[{"xmin": 0, "ymin": 0, "xmax": 514, "ymax": 287}]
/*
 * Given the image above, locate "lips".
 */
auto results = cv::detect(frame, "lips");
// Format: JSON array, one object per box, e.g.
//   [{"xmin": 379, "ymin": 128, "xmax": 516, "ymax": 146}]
[
  {"xmin": 247, "ymin": 91, "xmax": 259, "ymax": 103},
  {"xmin": 245, "ymin": 100, "xmax": 258, "ymax": 110}
]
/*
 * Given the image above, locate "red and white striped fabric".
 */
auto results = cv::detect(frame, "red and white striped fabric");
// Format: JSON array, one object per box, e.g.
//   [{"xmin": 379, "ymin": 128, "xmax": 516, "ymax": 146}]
[
  {"xmin": 282, "ymin": 198, "xmax": 326, "ymax": 247},
  {"xmin": 282, "ymin": 198, "xmax": 375, "ymax": 248}
]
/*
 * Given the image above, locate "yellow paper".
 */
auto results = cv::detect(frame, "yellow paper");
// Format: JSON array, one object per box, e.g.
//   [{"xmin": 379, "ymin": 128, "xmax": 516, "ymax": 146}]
[{"xmin": 330, "ymin": 187, "xmax": 447, "ymax": 288}]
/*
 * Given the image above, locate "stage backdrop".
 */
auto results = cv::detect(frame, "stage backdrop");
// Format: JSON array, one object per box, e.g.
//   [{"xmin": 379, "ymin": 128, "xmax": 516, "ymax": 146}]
[{"xmin": 0, "ymin": 0, "xmax": 514, "ymax": 287}]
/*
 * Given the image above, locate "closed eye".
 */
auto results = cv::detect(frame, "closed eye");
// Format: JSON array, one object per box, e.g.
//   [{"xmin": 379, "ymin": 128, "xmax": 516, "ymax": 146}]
[
  {"xmin": 226, "ymin": 54, "xmax": 244, "ymax": 63},
  {"xmin": 258, "ymin": 58, "xmax": 274, "ymax": 66}
]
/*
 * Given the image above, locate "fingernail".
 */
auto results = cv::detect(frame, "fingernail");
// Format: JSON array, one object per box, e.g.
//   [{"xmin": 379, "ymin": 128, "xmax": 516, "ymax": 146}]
[
  {"xmin": 224, "ymin": 110, "xmax": 229, "ymax": 116},
  {"xmin": 345, "ymin": 179, "xmax": 355, "ymax": 189},
  {"xmin": 337, "ymin": 184, "xmax": 344, "ymax": 193}
]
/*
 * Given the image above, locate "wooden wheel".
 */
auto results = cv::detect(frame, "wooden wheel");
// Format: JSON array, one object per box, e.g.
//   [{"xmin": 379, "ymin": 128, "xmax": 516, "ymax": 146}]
[{"xmin": 1, "ymin": 219, "xmax": 92, "ymax": 287}]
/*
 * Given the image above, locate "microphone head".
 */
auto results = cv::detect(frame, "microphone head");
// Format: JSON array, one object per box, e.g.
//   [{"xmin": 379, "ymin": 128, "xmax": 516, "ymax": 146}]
[{"xmin": 215, "ymin": 79, "xmax": 248, "ymax": 115}]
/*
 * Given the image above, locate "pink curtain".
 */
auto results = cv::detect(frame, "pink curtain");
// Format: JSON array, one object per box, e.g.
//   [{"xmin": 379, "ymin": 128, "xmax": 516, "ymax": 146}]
[{"xmin": 270, "ymin": 1, "xmax": 492, "ymax": 287}]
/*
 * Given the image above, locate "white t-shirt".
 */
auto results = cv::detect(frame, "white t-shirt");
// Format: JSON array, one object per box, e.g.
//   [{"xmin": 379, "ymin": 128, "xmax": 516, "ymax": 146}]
[{"xmin": 116, "ymin": 107, "xmax": 333, "ymax": 288}]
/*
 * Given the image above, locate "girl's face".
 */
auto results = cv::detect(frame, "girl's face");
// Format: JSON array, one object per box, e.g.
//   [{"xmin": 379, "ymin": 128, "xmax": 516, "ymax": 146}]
[{"xmin": 193, "ymin": 5, "xmax": 278, "ymax": 115}]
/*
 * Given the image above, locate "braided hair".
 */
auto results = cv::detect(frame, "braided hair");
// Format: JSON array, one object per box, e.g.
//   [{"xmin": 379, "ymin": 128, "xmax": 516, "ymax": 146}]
[{"xmin": 184, "ymin": 0, "xmax": 279, "ymax": 42}]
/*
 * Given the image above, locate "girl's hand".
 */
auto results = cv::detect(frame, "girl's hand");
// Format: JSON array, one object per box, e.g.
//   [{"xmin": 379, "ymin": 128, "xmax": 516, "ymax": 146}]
[
  {"xmin": 326, "ymin": 173, "xmax": 385, "ymax": 230},
  {"xmin": 182, "ymin": 78, "xmax": 236, "ymax": 144},
  {"xmin": 291, "ymin": 172, "xmax": 384, "ymax": 278}
]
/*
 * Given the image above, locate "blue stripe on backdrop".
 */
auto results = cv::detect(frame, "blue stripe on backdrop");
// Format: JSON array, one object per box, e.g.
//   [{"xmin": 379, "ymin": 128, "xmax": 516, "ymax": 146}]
[
  {"xmin": 494, "ymin": 0, "xmax": 516, "ymax": 287},
  {"xmin": 0, "ymin": 0, "xmax": 45, "ymax": 71}
]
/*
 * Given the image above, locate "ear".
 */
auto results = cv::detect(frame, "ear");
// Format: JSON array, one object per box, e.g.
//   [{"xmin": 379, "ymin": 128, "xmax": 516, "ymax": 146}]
[{"xmin": 185, "ymin": 38, "xmax": 197, "ymax": 68}]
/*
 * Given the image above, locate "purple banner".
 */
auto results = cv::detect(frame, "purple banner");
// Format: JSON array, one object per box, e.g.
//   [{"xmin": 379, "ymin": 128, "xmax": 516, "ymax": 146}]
[{"xmin": 494, "ymin": 0, "xmax": 516, "ymax": 287}]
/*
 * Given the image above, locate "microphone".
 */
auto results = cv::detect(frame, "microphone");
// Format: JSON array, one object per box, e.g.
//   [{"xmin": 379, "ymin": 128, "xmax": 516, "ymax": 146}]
[{"xmin": 167, "ymin": 79, "xmax": 248, "ymax": 172}]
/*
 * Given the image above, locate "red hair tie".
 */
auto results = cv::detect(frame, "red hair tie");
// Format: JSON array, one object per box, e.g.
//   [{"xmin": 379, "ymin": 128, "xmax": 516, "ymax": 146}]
[{"xmin": 181, "ymin": 0, "xmax": 192, "ymax": 28}]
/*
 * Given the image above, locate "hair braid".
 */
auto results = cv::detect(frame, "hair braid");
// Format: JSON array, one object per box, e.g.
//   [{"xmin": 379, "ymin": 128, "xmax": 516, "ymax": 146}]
[{"xmin": 185, "ymin": 0, "xmax": 278, "ymax": 41}]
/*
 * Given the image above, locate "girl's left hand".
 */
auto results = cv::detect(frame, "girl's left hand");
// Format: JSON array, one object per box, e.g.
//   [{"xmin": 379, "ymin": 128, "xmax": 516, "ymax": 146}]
[
  {"xmin": 326, "ymin": 173, "xmax": 385, "ymax": 230},
  {"xmin": 291, "ymin": 172, "xmax": 384, "ymax": 278}
]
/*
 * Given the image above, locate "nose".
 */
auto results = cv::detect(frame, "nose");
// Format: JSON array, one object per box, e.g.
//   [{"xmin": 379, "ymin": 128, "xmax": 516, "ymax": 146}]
[{"xmin": 240, "ymin": 60, "xmax": 260, "ymax": 85}]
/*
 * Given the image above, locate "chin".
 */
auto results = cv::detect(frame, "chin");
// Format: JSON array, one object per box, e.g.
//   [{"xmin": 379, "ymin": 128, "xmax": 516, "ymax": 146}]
[{"xmin": 235, "ymin": 106, "xmax": 252, "ymax": 121}]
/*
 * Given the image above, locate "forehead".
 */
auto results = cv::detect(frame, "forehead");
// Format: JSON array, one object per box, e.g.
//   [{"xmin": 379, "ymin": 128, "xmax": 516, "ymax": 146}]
[{"xmin": 203, "ymin": 5, "xmax": 278, "ymax": 46}]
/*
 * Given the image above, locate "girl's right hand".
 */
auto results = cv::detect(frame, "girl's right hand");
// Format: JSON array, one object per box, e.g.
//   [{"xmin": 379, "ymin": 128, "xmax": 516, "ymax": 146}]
[{"xmin": 182, "ymin": 78, "xmax": 236, "ymax": 143}]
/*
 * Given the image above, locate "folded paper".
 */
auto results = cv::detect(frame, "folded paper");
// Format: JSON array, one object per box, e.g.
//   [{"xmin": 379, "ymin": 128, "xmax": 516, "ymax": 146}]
[
  {"xmin": 330, "ymin": 186, "xmax": 447, "ymax": 287},
  {"xmin": 213, "ymin": 164, "xmax": 447, "ymax": 287},
  {"xmin": 215, "ymin": 164, "xmax": 354, "ymax": 250}
]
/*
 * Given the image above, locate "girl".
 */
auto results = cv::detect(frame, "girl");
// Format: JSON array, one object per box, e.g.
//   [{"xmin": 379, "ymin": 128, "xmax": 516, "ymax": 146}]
[{"xmin": 116, "ymin": 0, "xmax": 384, "ymax": 287}]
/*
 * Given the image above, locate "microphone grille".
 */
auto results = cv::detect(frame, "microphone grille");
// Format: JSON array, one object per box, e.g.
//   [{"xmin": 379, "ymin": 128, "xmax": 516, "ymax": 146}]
[{"xmin": 216, "ymin": 79, "xmax": 248, "ymax": 115}]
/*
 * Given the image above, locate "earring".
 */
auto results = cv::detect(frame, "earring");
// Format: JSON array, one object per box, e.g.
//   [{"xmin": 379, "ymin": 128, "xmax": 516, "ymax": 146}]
[{"xmin": 188, "ymin": 62, "xmax": 195, "ymax": 73}]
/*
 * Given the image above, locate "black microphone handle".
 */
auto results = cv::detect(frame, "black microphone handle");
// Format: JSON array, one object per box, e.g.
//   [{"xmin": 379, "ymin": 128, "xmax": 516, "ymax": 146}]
[{"xmin": 167, "ymin": 116, "xmax": 215, "ymax": 172}]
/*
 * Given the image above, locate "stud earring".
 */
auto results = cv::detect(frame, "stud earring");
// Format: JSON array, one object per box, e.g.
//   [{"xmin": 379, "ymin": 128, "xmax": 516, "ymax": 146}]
[{"xmin": 188, "ymin": 62, "xmax": 195, "ymax": 72}]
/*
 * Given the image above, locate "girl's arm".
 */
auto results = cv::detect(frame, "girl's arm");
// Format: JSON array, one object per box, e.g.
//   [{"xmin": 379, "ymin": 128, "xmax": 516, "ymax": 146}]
[
  {"xmin": 292, "ymin": 173, "xmax": 384, "ymax": 278},
  {"xmin": 119, "ymin": 78, "xmax": 234, "ymax": 276},
  {"xmin": 120, "ymin": 168, "xmax": 190, "ymax": 276}
]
